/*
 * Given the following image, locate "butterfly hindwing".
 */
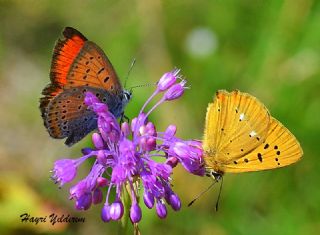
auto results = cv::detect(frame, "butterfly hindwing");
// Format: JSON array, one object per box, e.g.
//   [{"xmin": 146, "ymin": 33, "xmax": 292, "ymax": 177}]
[
  {"xmin": 203, "ymin": 90, "xmax": 270, "ymax": 172},
  {"xmin": 223, "ymin": 117, "xmax": 303, "ymax": 172},
  {"xmin": 44, "ymin": 87, "xmax": 96, "ymax": 145},
  {"xmin": 43, "ymin": 86, "xmax": 124, "ymax": 146}
]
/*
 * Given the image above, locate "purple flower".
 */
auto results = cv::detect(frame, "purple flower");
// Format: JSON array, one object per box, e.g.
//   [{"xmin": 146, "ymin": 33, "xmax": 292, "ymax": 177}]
[
  {"xmin": 51, "ymin": 69, "xmax": 205, "ymax": 223},
  {"xmin": 93, "ymin": 188, "xmax": 103, "ymax": 204},
  {"xmin": 109, "ymin": 200, "xmax": 124, "ymax": 220},
  {"xmin": 157, "ymin": 69, "xmax": 180, "ymax": 91},
  {"xmin": 92, "ymin": 133, "xmax": 104, "ymax": 149},
  {"xmin": 167, "ymin": 193, "xmax": 181, "ymax": 211},
  {"xmin": 164, "ymin": 80, "xmax": 187, "ymax": 101},
  {"xmin": 168, "ymin": 140, "xmax": 205, "ymax": 176},
  {"xmin": 130, "ymin": 203, "xmax": 142, "ymax": 223},
  {"xmin": 69, "ymin": 180, "xmax": 92, "ymax": 210},
  {"xmin": 156, "ymin": 201, "xmax": 167, "ymax": 219},
  {"xmin": 101, "ymin": 204, "xmax": 111, "ymax": 222},
  {"xmin": 52, "ymin": 159, "xmax": 78, "ymax": 186},
  {"xmin": 143, "ymin": 191, "xmax": 155, "ymax": 209},
  {"xmin": 75, "ymin": 192, "xmax": 92, "ymax": 210}
]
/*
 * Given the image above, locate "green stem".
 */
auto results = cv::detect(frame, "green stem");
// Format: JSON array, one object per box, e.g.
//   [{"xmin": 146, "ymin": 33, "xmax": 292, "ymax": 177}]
[{"xmin": 118, "ymin": 185, "xmax": 130, "ymax": 235}]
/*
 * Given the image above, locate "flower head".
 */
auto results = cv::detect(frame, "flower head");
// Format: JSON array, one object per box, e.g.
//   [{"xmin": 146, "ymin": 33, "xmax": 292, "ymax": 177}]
[{"xmin": 51, "ymin": 69, "xmax": 205, "ymax": 223}]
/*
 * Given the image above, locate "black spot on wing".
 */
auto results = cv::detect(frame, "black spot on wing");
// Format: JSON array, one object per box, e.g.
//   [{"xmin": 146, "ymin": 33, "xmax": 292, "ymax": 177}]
[{"xmin": 257, "ymin": 153, "xmax": 263, "ymax": 162}]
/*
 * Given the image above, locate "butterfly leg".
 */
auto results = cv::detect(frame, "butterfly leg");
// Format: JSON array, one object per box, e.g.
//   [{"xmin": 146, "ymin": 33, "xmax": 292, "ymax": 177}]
[
  {"xmin": 120, "ymin": 112, "xmax": 130, "ymax": 123},
  {"xmin": 207, "ymin": 170, "xmax": 223, "ymax": 182}
]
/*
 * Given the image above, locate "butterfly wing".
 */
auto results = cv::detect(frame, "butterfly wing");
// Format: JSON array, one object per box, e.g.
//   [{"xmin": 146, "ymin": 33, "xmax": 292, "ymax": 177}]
[
  {"xmin": 44, "ymin": 87, "xmax": 96, "ymax": 146},
  {"xmin": 40, "ymin": 27, "xmax": 87, "ymax": 116},
  {"xmin": 64, "ymin": 40, "xmax": 122, "ymax": 93},
  {"xmin": 222, "ymin": 117, "xmax": 303, "ymax": 172},
  {"xmin": 40, "ymin": 27, "xmax": 126, "ymax": 146},
  {"xmin": 203, "ymin": 90, "xmax": 270, "ymax": 172},
  {"xmin": 40, "ymin": 27, "xmax": 122, "ymax": 109}
]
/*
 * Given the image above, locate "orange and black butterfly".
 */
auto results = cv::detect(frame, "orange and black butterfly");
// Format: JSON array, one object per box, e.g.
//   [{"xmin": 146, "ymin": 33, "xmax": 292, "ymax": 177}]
[
  {"xmin": 203, "ymin": 90, "xmax": 303, "ymax": 179},
  {"xmin": 40, "ymin": 27, "xmax": 131, "ymax": 146}
]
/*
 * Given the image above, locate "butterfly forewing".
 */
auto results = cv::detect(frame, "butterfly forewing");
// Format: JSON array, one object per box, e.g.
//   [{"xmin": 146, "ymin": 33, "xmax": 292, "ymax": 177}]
[
  {"xmin": 40, "ymin": 28, "xmax": 87, "ymax": 117},
  {"xmin": 50, "ymin": 27, "xmax": 87, "ymax": 87},
  {"xmin": 223, "ymin": 117, "xmax": 303, "ymax": 172},
  {"xmin": 65, "ymin": 41, "xmax": 122, "ymax": 93},
  {"xmin": 203, "ymin": 90, "xmax": 270, "ymax": 172}
]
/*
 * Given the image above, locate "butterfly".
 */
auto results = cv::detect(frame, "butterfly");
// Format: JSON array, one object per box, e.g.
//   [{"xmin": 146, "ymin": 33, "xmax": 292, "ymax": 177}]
[
  {"xmin": 203, "ymin": 90, "xmax": 303, "ymax": 180},
  {"xmin": 40, "ymin": 27, "xmax": 131, "ymax": 146}
]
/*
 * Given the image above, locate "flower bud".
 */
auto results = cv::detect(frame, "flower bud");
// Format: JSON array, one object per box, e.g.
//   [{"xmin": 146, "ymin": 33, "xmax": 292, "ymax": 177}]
[
  {"xmin": 139, "ymin": 125, "xmax": 147, "ymax": 136},
  {"xmin": 143, "ymin": 191, "xmax": 155, "ymax": 209},
  {"xmin": 146, "ymin": 122, "xmax": 156, "ymax": 136},
  {"xmin": 146, "ymin": 137, "xmax": 156, "ymax": 151},
  {"xmin": 168, "ymin": 193, "xmax": 181, "ymax": 211},
  {"xmin": 75, "ymin": 192, "xmax": 92, "ymax": 210},
  {"xmin": 156, "ymin": 201, "xmax": 167, "ymax": 219},
  {"xmin": 130, "ymin": 203, "xmax": 142, "ymax": 223},
  {"xmin": 157, "ymin": 70, "xmax": 179, "ymax": 91},
  {"xmin": 92, "ymin": 133, "xmax": 104, "ymax": 149},
  {"xmin": 96, "ymin": 150, "xmax": 108, "ymax": 165},
  {"xmin": 165, "ymin": 157, "xmax": 179, "ymax": 168},
  {"xmin": 98, "ymin": 118, "xmax": 111, "ymax": 141},
  {"xmin": 139, "ymin": 136, "xmax": 148, "ymax": 151},
  {"xmin": 101, "ymin": 204, "xmax": 111, "ymax": 222},
  {"xmin": 81, "ymin": 148, "xmax": 93, "ymax": 155},
  {"xmin": 164, "ymin": 81, "xmax": 186, "ymax": 101},
  {"xmin": 93, "ymin": 188, "xmax": 103, "ymax": 204},
  {"xmin": 109, "ymin": 200, "xmax": 124, "ymax": 220},
  {"xmin": 164, "ymin": 125, "xmax": 177, "ymax": 139},
  {"xmin": 131, "ymin": 117, "xmax": 137, "ymax": 132},
  {"xmin": 97, "ymin": 177, "xmax": 109, "ymax": 187},
  {"xmin": 121, "ymin": 122, "xmax": 131, "ymax": 137}
]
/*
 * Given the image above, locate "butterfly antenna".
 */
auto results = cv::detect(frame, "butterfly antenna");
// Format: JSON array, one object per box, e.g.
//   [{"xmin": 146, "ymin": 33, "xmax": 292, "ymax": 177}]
[
  {"xmin": 129, "ymin": 82, "xmax": 156, "ymax": 91},
  {"xmin": 215, "ymin": 176, "xmax": 224, "ymax": 211},
  {"xmin": 188, "ymin": 180, "xmax": 218, "ymax": 207},
  {"xmin": 124, "ymin": 58, "xmax": 136, "ymax": 89}
]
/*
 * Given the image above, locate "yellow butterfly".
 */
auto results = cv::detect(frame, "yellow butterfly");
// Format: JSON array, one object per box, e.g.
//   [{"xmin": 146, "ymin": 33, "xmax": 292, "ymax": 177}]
[{"xmin": 203, "ymin": 90, "xmax": 303, "ymax": 180}]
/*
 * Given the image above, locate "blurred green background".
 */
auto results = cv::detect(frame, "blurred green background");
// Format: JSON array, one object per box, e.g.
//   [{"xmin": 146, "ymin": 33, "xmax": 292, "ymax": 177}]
[{"xmin": 0, "ymin": 0, "xmax": 319, "ymax": 234}]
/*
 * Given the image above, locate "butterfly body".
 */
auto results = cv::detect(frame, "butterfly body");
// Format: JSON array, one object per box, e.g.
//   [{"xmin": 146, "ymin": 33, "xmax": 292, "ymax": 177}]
[
  {"xmin": 203, "ymin": 90, "xmax": 303, "ymax": 179},
  {"xmin": 40, "ymin": 27, "xmax": 131, "ymax": 146}
]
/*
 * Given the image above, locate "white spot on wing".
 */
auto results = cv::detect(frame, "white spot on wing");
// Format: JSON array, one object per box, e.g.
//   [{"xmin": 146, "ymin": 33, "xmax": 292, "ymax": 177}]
[
  {"xmin": 249, "ymin": 131, "xmax": 257, "ymax": 137},
  {"xmin": 240, "ymin": 113, "xmax": 245, "ymax": 121}
]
